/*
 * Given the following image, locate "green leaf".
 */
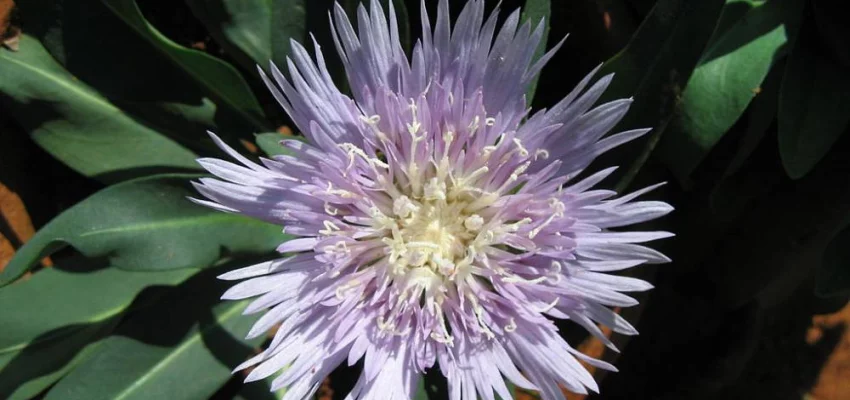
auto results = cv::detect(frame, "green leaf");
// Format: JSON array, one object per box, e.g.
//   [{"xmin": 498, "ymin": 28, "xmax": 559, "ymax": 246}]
[
  {"xmin": 778, "ymin": 28, "xmax": 850, "ymax": 179},
  {"xmin": 16, "ymin": 0, "xmax": 257, "ymax": 153},
  {"xmin": 811, "ymin": 1, "xmax": 850, "ymax": 69},
  {"xmin": 0, "ymin": 174, "xmax": 288, "ymax": 286},
  {"xmin": 724, "ymin": 60, "xmax": 784, "ymax": 176},
  {"xmin": 659, "ymin": 0, "xmax": 796, "ymax": 182},
  {"xmin": 521, "ymin": 0, "xmax": 551, "ymax": 104},
  {"xmin": 255, "ymin": 132, "xmax": 290, "ymax": 157},
  {"xmin": 186, "ymin": 0, "xmax": 306, "ymax": 74},
  {"xmin": 100, "ymin": 0, "xmax": 269, "ymax": 131},
  {"xmin": 817, "ymin": 219, "xmax": 850, "ymax": 297},
  {"xmin": 595, "ymin": 0, "xmax": 726, "ymax": 190},
  {"xmin": 0, "ymin": 264, "xmax": 195, "ymax": 398},
  {"xmin": 414, "ymin": 378, "xmax": 429, "ymax": 400},
  {"xmin": 254, "ymin": 132, "xmax": 309, "ymax": 157},
  {"xmin": 708, "ymin": 0, "xmax": 761, "ymax": 43},
  {"xmin": 0, "ymin": 266, "xmax": 195, "ymax": 354},
  {"xmin": 45, "ymin": 270, "xmax": 261, "ymax": 400},
  {"xmin": 0, "ymin": 35, "xmax": 200, "ymax": 180},
  {"xmin": 1, "ymin": 323, "xmax": 112, "ymax": 400}
]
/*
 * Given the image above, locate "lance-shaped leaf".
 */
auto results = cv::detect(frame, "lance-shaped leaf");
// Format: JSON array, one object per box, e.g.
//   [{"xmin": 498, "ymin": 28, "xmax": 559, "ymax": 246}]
[
  {"xmin": 0, "ymin": 175, "xmax": 288, "ymax": 287},
  {"xmin": 15, "ymin": 0, "xmax": 258, "ymax": 153},
  {"xmin": 0, "ymin": 324, "xmax": 111, "ymax": 400},
  {"xmin": 778, "ymin": 26, "xmax": 850, "ymax": 179},
  {"xmin": 45, "ymin": 270, "xmax": 261, "ymax": 400},
  {"xmin": 0, "ymin": 264, "xmax": 196, "ymax": 399},
  {"xmin": 593, "ymin": 0, "xmax": 727, "ymax": 190},
  {"xmin": 659, "ymin": 0, "xmax": 799, "ymax": 183},
  {"xmin": 101, "ymin": 0, "xmax": 269, "ymax": 131},
  {"xmin": 0, "ymin": 35, "xmax": 199, "ymax": 181},
  {"xmin": 724, "ymin": 60, "xmax": 784, "ymax": 176},
  {"xmin": 254, "ymin": 132, "xmax": 309, "ymax": 157},
  {"xmin": 185, "ymin": 0, "xmax": 306, "ymax": 74}
]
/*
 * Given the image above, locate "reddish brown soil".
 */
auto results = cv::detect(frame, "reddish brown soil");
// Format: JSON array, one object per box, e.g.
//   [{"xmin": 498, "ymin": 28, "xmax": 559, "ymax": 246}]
[
  {"xmin": 0, "ymin": 0, "xmax": 12, "ymax": 36},
  {"xmin": 807, "ymin": 303, "xmax": 850, "ymax": 400}
]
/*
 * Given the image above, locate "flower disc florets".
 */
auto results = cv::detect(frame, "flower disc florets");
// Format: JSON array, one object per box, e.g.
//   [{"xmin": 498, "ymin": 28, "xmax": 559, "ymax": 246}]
[{"xmin": 193, "ymin": 1, "xmax": 673, "ymax": 399}]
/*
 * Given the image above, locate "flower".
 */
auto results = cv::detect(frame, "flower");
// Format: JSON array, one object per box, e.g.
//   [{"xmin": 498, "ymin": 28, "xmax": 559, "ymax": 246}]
[{"xmin": 192, "ymin": 0, "xmax": 673, "ymax": 398}]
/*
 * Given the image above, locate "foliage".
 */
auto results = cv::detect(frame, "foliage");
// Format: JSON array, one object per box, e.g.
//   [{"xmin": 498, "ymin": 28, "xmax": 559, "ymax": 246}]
[{"xmin": 1, "ymin": 0, "xmax": 848, "ymax": 398}]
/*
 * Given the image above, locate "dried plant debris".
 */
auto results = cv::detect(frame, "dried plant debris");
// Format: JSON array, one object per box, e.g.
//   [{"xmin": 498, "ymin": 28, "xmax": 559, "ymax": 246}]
[{"xmin": 0, "ymin": 0, "xmax": 19, "ymax": 51}]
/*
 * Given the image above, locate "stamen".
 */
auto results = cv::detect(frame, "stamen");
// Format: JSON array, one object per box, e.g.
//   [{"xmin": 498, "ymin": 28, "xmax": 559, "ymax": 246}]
[
  {"xmin": 430, "ymin": 332, "xmax": 455, "ymax": 345},
  {"xmin": 505, "ymin": 218, "xmax": 532, "ymax": 232},
  {"xmin": 335, "ymin": 280, "xmax": 359, "ymax": 299},
  {"xmin": 393, "ymin": 196, "xmax": 418, "ymax": 218},
  {"xmin": 339, "ymin": 142, "xmax": 389, "ymax": 174},
  {"xmin": 441, "ymin": 131, "xmax": 455, "ymax": 161},
  {"xmin": 462, "ymin": 166, "xmax": 490, "ymax": 185},
  {"xmin": 325, "ymin": 182, "xmax": 356, "ymax": 198},
  {"xmin": 513, "ymin": 138, "xmax": 529, "ymax": 158},
  {"xmin": 424, "ymin": 178, "xmax": 447, "ymax": 201},
  {"xmin": 548, "ymin": 198, "xmax": 566, "ymax": 216},
  {"xmin": 407, "ymin": 121, "xmax": 422, "ymax": 136},
  {"xmin": 464, "ymin": 215, "xmax": 484, "ymax": 231},
  {"xmin": 534, "ymin": 148, "xmax": 550, "ymax": 160},
  {"xmin": 471, "ymin": 299, "xmax": 496, "ymax": 339},
  {"xmin": 503, "ymin": 274, "xmax": 548, "ymax": 284},
  {"xmin": 534, "ymin": 298, "xmax": 560, "ymax": 313},
  {"xmin": 468, "ymin": 116, "xmax": 481, "ymax": 135},
  {"xmin": 322, "ymin": 240, "xmax": 350, "ymax": 255},
  {"xmin": 549, "ymin": 261, "xmax": 563, "ymax": 283},
  {"xmin": 324, "ymin": 203, "xmax": 339, "ymax": 216},
  {"xmin": 443, "ymin": 131, "xmax": 455, "ymax": 146},
  {"xmin": 319, "ymin": 220, "xmax": 341, "ymax": 236},
  {"xmin": 359, "ymin": 114, "xmax": 381, "ymax": 125}
]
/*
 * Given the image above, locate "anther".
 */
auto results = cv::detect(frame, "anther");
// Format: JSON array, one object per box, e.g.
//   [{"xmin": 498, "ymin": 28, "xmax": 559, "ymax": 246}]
[{"xmin": 464, "ymin": 215, "xmax": 484, "ymax": 231}]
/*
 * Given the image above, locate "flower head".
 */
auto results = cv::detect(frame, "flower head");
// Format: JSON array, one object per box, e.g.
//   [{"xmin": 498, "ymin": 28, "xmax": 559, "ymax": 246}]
[{"xmin": 193, "ymin": 1, "xmax": 672, "ymax": 398}]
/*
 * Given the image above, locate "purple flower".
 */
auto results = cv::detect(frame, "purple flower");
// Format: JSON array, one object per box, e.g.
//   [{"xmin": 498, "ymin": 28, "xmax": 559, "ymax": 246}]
[{"xmin": 193, "ymin": 0, "xmax": 672, "ymax": 398}]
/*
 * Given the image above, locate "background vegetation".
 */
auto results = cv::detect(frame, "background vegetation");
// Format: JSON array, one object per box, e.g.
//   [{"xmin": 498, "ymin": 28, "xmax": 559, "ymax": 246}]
[{"xmin": 1, "ymin": 0, "xmax": 849, "ymax": 399}]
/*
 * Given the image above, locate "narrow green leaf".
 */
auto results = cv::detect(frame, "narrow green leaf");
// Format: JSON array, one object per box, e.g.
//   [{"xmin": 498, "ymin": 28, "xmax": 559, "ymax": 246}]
[
  {"xmin": 521, "ymin": 0, "xmax": 551, "ymax": 104},
  {"xmin": 186, "ymin": 0, "xmax": 307, "ymax": 73},
  {"xmin": 817, "ymin": 219, "xmax": 850, "ymax": 297},
  {"xmin": 724, "ymin": 60, "xmax": 784, "ymax": 176},
  {"xmin": 1, "ymin": 322, "xmax": 112, "ymax": 400},
  {"xmin": 0, "ymin": 35, "xmax": 200, "ymax": 180},
  {"xmin": 707, "ymin": 0, "xmax": 761, "ymax": 44},
  {"xmin": 778, "ymin": 29, "xmax": 850, "ymax": 179},
  {"xmin": 595, "ymin": 0, "xmax": 726, "ymax": 190},
  {"xmin": 270, "ymin": 0, "xmax": 308, "ymax": 67},
  {"xmin": 45, "ymin": 271, "xmax": 261, "ymax": 400},
  {"xmin": 100, "ymin": 0, "xmax": 269, "ymax": 131},
  {"xmin": 255, "ymin": 132, "xmax": 290, "ymax": 157},
  {"xmin": 0, "ymin": 175, "xmax": 288, "ymax": 286},
  {"xmin": 0, "ymin": 266, "xmax": 195, "ymax": 352},
  {"xmin": 658, "ymin": 0, "xmax": 797, "ymax": 182},
  {"xmin": 811, "ymin": 1, "xmax": 850, "ymax": 69},
  {"xmin": 414, "ymin": 378, "xmax": 429, "ymax": 400},
  {"xmin": 15, "ymin": 0, "xmax": 256, "ymax": 154},
  {"xmin": 255, "ymin": 132, "xmax": 308, "ymax": 157},
  {"xmin": 0, "ymin": 264, "xmax": 195, "ymax": 398}
]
